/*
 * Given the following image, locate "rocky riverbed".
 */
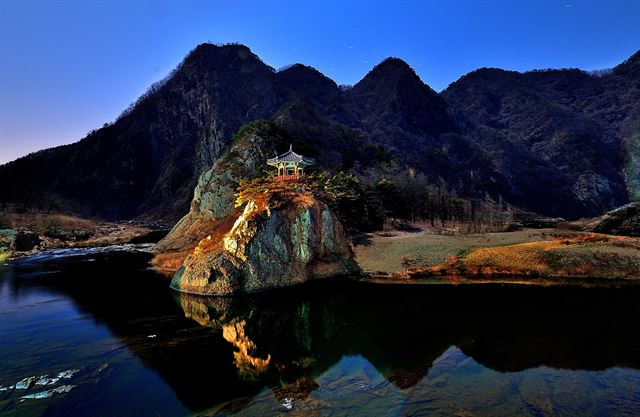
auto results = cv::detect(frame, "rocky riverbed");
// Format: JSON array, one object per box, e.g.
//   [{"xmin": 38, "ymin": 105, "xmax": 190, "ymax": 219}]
[{"xmin": 0, "ymin": 212, "xmax": 167, "ymax": 263}]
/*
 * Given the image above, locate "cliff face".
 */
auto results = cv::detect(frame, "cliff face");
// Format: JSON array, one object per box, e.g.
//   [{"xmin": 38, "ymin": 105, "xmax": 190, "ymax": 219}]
[
  {"xmin": 171, "ymin": 194, "xmax": 358, "ymax": 295},
  {"xmin": 152, "ymin": 121, "xmax": 291, "ymax": 271}
]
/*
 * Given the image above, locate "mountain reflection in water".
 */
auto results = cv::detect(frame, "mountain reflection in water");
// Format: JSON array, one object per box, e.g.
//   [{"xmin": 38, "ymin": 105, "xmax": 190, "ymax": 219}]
[{"xmin": 1, "ymin": 249, "xmax": 639, "ymax": 416}]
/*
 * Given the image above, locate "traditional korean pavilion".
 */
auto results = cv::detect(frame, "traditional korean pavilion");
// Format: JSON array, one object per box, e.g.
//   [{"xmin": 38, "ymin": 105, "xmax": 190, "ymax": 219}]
[{"xmin": 267, "ymin": 144, "xmax": 315, "ymax": 182}]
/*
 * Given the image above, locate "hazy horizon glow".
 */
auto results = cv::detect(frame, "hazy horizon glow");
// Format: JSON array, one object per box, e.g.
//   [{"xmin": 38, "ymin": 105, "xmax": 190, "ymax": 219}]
[{"xmin": 1, "ymin": 0, "xmax": 639, "ymax": 164}]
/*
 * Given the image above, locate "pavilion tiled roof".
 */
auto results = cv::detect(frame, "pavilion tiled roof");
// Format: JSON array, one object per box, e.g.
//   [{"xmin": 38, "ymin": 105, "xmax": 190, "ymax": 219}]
[{"xmin": 267, "ymin": 144, "xmax": 315, "ymax": 165}]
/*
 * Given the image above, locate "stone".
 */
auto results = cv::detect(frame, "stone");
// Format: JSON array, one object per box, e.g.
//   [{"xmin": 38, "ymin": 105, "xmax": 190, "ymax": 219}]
[
  {"xmin": 171, "ymin": 195, "xmax": 359, "ymax": 295},
  {"xmin": 153, "ymin": 127, "xmax": 274, "ymax": 271},
  {"xmin": 0, "ymin": 229, "xmax": 40, "ymax": 252},
  {"xmin": 584, "ymin": 202, "xmax": 640, "ymax": 236}
]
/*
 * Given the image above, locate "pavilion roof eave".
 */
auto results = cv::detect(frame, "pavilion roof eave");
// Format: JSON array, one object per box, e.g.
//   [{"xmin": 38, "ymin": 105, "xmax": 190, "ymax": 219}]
[
  {"xmin": 267, "ymin": 158, "xmax": 315, "ymax": 166},
  {"xmin": 266, "ymin": 147, "xmax": 315, "ymax": 165}
]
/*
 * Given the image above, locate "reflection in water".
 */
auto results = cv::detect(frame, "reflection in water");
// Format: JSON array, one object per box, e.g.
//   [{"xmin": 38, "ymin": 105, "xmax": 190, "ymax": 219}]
[
  {"xmin": 1, "ymin": 249, "xmax": 640, "ymax": 416},
  {"xmin": 176, "ymin": 295, "xmax": 271, "ymax": 379},
  {"xmin": 174, "ymin": 281, "xmax": 640, "ymax": 415},
  {"xmin": 222, "ymin": 320, "xmax": 271, "ymax": 379}
]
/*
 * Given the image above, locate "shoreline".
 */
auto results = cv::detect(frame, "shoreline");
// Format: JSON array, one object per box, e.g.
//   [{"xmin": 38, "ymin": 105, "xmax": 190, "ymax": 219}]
[
  {"xmin": 4, "ymin": 242, "xmax": 640, "ymax": 292},
  {"xmin": 357, "ymin": 274, "xmax": 640, "ymax": 288},
  {"xmin": 4, "ymin": 224, "xmax": 639, "ymax": 289}
]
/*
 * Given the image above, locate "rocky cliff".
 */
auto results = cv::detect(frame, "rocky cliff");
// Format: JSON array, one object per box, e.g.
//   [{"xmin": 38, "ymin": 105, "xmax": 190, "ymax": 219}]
[
  {"xmin": 151, "ymin": 120, "xmax": 291, "ymax": 271},
  {"xmin": 170, "ymin": 191, "xmax": 358, "ymax": 295},
  {"xmin": 0, "ymin": 44, "xmax": 290, "ymax": 220}
]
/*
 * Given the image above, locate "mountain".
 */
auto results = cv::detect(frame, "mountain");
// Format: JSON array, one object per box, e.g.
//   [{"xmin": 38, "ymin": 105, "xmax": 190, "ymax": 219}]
[
  {"xmin": 276, "ymin": 63, "xmax": 342, "ymax": 115},
  {"xmin": 0, "ymin": 44, "xmax": 290, "ymax": 220},
  {"xmin": 342, "ymin": 57, "xmax": 456, "ymax": 143},
  {"xmin": 442, "ymin": 53, "xmax": 640, "ymax": 218},
  {"xmin": 1, "ymin": 43, "xmax": 638, "ymax": 222}
]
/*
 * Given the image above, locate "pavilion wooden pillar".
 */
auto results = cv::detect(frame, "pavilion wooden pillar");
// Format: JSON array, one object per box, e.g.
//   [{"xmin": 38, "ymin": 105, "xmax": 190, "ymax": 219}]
[{"xmin": 267, "ymin": 145, "xmax": 314, "ymax": 183}]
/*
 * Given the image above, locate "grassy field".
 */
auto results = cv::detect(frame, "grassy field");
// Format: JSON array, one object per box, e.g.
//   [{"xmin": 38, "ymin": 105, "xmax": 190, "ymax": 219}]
[
  {"xmin": 353, "ymin": 228, "xmax": 640, "ymax": 281},
  {"xmin": 0, "ymin": 212, "xmax": 97, "ymax": 232},
  {"xmin": 353, "ymin": 228, "xmax": 555, "ymax": 274}
]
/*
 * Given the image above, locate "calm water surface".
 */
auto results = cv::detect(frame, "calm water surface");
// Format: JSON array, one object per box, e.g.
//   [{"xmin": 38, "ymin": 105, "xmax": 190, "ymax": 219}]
[{"xmin": 1, "ymin": 248, "xmax": 639, "ymax": 416}]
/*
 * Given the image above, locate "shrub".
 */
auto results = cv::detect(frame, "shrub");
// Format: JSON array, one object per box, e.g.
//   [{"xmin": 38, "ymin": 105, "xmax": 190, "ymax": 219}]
[{"xmin": 0, "ymin": 248, "xmax": 10, "ymax": 264}]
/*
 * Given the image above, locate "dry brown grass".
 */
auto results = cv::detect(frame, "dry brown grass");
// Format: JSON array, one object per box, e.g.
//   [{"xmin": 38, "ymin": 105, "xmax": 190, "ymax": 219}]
[
  {"xmin": 0, "ymin": 212, "xmax": 98, "ymax": 232},
  {"xmin": 406, "ymin": 232, "xmax": 640, "ymax": 280},
  {"xmin": 0, "ymin": 211, "xmax": 152, "ymax": 251},
  {"xmin": 0, "ymin": 249, "xmax": 10, "ymax": 264},
  {"xmin": 353, "ymin": 228, "xmax": 555, "ymax": 274},
  {"xmin": 353, "ymin": 227, "xmax": 640, "ymax": 281},
  {"xmin": 235, "ymin": 176, "xmax": 317, "ymax": 213}
]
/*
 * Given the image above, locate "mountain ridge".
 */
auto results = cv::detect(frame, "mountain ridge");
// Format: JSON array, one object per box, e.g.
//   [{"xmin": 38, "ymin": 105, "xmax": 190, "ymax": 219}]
[{"xmin": 1, "ymin": 43, "xmax": 638, "ymax": 221}]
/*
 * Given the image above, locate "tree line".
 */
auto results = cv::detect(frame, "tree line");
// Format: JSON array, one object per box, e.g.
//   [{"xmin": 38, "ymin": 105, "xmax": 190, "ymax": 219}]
[{"xmin": 315, "ymin": 170, "xmax": 514, "ymax": 234}]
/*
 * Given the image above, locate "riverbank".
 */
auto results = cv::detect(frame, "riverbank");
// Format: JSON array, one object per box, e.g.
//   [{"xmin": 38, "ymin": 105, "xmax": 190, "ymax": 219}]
[
  {"xmin": 353, "ymin": 228, "xmax": 640, "ymax": 281},
  {"xmin": 0, "ymin": 212, "xmax": 168, "ymax": 262}
]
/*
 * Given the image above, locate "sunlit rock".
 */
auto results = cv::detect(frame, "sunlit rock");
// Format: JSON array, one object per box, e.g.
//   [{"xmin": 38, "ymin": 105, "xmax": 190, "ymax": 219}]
[
  {"xmin": 153, "ymin": 124, "xmax": 276, "ymax": 272},
  {"xmin": 171, "ymin": 194, "xmax": 358, "ymax": 295}
]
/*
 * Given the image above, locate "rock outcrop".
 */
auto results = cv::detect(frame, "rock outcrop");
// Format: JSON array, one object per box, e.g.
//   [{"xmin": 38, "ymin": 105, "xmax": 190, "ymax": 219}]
[
  {"xmin": 170, "ymin": 194, "xmax": 358, "ymax": 295},
  {"xmin": 152, "ymin": 121, "xmax": 282, "ymax": 271},
  {"xmin": 584, "ymin": 202, "xmax": 640, "ymax": 236}
]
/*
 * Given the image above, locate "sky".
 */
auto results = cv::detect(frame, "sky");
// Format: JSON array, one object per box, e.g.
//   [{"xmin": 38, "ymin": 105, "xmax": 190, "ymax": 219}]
[{"xmin": 1, "ymin": 0, "xmax": 639, "ymax": 164}]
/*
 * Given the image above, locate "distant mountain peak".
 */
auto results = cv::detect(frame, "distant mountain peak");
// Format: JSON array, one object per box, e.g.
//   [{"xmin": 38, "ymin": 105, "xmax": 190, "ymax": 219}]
[
  {"xmin": 352, "ymin": 56, "xmax": 433, "ymax": 95},
  {"xmin": 182, "ymin": 42, "xmax": 269, "ymax": 71},
  {"xmin": 457, "ymin": 67, "xmax": 518, "ymax": 82},
  {"xmin": 277, "ymin": 63, "xmax": 340, "ymax": 110},
  {"xmin": 377, "ymin": 56, "xmax": 413, "ymax": 68},
  {"xmin": 191, "ymin": 42, "xmax": 252, "ymax": 54},
  {"xmin": 277, "ymin": 63, "xmax": 337, "ymax": 86},
  {"xmin": 365, "ymin": 57, "xmax": 418, "ymax": 79},
  {"xmin": 278, "ymin": 63, "xmax": 312, "ymax": 72}
]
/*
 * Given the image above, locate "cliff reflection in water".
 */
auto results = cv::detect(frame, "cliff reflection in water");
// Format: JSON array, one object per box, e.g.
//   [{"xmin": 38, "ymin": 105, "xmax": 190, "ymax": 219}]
[
  {"xmin": 178, "ymin": 295, "xmax": 271, "ymax": 379},
  {"xmin": 172, "ymin": 281, "xmax": 640, "ymax": 413}
]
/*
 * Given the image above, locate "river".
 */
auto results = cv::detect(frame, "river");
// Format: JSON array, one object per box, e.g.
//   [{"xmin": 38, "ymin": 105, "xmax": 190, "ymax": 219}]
[{"xmin": 1, "ymin": 247, "xmax": 639, "ymax": 416}]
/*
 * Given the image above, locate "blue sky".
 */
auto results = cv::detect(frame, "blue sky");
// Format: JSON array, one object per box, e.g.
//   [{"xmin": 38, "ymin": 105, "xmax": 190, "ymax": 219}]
[{"xmin": 1, "ymin": 0, "xmax": 639, "ymax": 164}]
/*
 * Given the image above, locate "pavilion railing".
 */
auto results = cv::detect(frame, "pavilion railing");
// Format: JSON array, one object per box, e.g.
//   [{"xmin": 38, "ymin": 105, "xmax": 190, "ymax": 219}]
[{"xmin": 276, "ymin": 174, "xmax": 305, "ymax": 182}]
